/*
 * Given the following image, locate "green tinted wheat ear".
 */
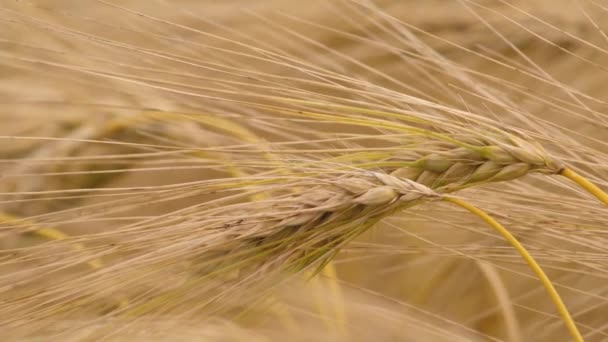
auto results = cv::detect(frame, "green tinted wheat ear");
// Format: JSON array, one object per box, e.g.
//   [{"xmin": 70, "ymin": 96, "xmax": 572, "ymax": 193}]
[
  {"xmin": 281, "ymin": 102, "xmax": 608, "ymax": 205},
  {"xmin": 265, "ymin": 103, "xmax": 582, "ymax": 194},
  {"xmin": 269, "ymin": 100, "xmax": 608, "ymax": 204},
  {"xmin": 383, "ymin": 130, "xmax": 608, "ymax": 206},
  {"xmin": 385, "ymin": 132, "xmax": 561, "ymax": 192}
]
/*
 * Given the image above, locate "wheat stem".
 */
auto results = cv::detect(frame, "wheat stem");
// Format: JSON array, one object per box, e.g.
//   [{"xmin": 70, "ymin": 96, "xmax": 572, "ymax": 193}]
[
  {"xmin": 560, "ymin": 168, "xmax": 608, "ymax": 206},
  {"xmin": 443, "ymin": 197, "xmax": 583, "ymax": 342}
]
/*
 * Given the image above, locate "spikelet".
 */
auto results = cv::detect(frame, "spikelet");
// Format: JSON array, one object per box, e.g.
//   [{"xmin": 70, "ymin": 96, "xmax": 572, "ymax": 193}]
[{"xmin": 389, "ymin": 132, "xmax": 561, "ymax": 191}]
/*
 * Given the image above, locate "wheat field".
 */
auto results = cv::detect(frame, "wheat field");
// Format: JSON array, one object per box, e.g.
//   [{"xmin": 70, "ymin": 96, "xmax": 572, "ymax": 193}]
[{"xmin": 1, "ymin": 1, "xmax": 608, "ymax": 341}]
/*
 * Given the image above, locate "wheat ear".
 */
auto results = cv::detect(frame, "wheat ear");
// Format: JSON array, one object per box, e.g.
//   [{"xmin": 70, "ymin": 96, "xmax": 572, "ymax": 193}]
[
  {"xmin": 383, "ymin": 130, "xmax": 608, "ymax": 209},
  {"xmin": 115, "ymin": 172, "xmax": 436, "ymax": 318},
  {"xmin": 382, "ymin": 132, "xmax": 560, "ymax": 192},
  {"xmin": 268, "ymin": 100, "xmax": 608, "ymax": 207}
]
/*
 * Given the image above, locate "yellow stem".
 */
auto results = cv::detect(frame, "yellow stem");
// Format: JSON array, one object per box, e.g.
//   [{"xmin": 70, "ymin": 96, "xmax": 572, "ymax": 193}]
[
  {"xmin": 443, "ymin": 197, "xmax": 583, "ymax": 342},
  {"xmin": 560, "ymin": 168, "xmax": 608, "ymax": 206}
]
